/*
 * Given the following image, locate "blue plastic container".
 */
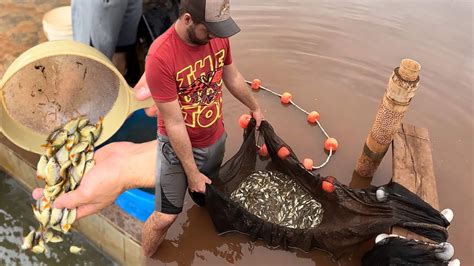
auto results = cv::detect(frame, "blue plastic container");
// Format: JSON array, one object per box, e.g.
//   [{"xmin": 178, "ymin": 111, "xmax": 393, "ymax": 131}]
[{"xmin": 115, "ymin": 189, "xmax": 155, "ymax": 222}]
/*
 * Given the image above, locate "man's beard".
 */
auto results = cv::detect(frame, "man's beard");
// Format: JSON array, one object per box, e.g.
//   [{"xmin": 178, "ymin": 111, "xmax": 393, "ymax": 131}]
[{"xmin": 187, "ymin": 25, "xmax": 210, "ymax": 45}]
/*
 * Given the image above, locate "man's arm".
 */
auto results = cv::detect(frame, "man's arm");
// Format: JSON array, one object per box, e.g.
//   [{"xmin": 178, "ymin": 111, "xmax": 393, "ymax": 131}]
[
  {"xmin": 222, "ymin": 63, "xmax": 264, "ymax": 127},
  {"xmin": 157, "ymin": 99, "xmax": 211, "ymax": 193}
]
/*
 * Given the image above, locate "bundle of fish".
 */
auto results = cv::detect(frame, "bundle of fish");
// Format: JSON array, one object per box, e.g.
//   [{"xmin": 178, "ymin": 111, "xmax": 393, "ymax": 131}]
[
  {"xmin": 230, "ymin": 170, "xmax": 324, "ymax": 229},
  {"xmin": 21, "ymin": 116, "xmax": 103, "ymax": 255}
]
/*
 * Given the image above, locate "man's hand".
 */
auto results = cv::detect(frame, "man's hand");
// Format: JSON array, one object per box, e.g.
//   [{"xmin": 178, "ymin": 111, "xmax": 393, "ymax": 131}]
[
  {"xmin": 134, "ymin": 74, "xmax": 158, "ymax": 117},
  {"xmin": 223, "ymin": 63, "xmax": 264, "ymax": 129},
  {"xmin": 187, "ymin": 172, "xmax": 212, "ymax": 194},
  {"xmin": 32, "ymin": 142, "xmax": 134, "ymax": 220},
  {"xmin": 251, "ymin": 108, "xmax": 264, "ymax": 129}
]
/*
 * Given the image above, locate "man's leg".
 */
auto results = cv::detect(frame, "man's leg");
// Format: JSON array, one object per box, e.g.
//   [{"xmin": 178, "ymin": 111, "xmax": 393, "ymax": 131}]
[
  {"xmin": 142, "ymin": 132, "xmax": 227, "ymax": 256},
  {"xmin": 142, "ymin": 211, "xmax": 176, "ymax": 257},
  {"xmin": 142, "ymin": 135, "xmax": 188, "ymax": 257}
]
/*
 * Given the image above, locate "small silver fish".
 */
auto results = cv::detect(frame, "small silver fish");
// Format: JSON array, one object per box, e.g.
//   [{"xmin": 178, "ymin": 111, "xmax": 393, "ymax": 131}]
[
  {"xmin": 69, "ymin": 245, "xmax": 84, "ymax": 254},
  {"xmin": 77, "ymin": 117, "xmax": 90, "ymax": 129},
  {"xmin": 49, "ymin": 129, "xmax": 68, "ymax": 147},
  {"xmin": 63, "ymin": 118, "xmax": 80, "ymax": 135},
  {"xmin": 69, "ymin": 142, "xmax": 89, "ymax": 160},
  {"xmin": 50, "ymin": 208, "xmax": 64, "ymax": 227},
  {"xmin": 45, "ymin": 157, "xmax": 61, "ymax": 186},
  {"xmin": 49, "ymin": 235, "xmax": 63, "ymax": 243},
  {"xmin": 21, "ymin": 230, "xmax": 35, "ymax": 250},
  {"xmin": 66, "ymin": 131, "xmax": 80, "ymax": 150},
  {"xmin": 56, "ymin": 145, "xmax": 70, "ymax": 166},
  {"xmin": 36, "ymin": 155, "xmax": 48, "ymax": 180},
  {"xmin": 31, "ymin": 244, "xmax": 45, "ymax": 254},
  {"xmin": 230, "ymin": 170, "xmax": 324, "ymax": 229}
]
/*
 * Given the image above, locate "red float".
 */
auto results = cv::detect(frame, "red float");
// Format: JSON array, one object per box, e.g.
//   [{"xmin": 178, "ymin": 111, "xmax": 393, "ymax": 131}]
[
  {"xmin": 277, "ymin": 146, "xmax": 290, "ymax": 159},
  {"xmin": 258, "ymin": 143, "xmax": 269, "ymax": 157},
  {"xmin": 307, "ymin": 111, "xmax": 320, "ymax": 123},
  {"xmin": 251, "ymin": 79, "xmax": 261, "ymax": 90},
  {"xmin": 303, "ymin": 158, "xmax": 313, "ymax": 170},
  {"xmin": 239, "ymin": 114, "xmax": 251, "ymax": 128},
  {"xmin": 280, "ymin": 92, "xmax": 292, "ymax": 104},
  {"xmin": 322, "ymin": 176, "xmax": 336, "ymax": 193},
  {"xmin": 324, "ymin": 138, "xmax": 338, "ymax": 151}
]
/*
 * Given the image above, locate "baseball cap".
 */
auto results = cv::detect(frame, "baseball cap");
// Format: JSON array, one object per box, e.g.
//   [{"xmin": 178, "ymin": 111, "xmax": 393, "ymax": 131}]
[{"xmin": 180, "ymin": 0, "xmax": 241, "ymax": 38}]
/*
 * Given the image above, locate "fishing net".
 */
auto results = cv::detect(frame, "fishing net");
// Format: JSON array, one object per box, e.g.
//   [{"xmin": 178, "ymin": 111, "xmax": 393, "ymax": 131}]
[
  {"xmin": 203, "ymin": 120, "xmax": 450, "ymax": 258},
  {"xmin": 362, "ymin": 236, "xmax": 451, "ymax": 265}
]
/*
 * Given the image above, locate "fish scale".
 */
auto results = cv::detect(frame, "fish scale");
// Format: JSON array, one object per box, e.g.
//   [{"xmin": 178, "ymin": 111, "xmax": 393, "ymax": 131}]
[{"xmin": 230, "ymin": 170, "xmax": 324, "ymax": 229}]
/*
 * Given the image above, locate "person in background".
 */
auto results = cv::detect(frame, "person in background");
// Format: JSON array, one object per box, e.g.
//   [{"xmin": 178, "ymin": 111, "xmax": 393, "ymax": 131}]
[
  {"xmin": 71, "ymin": 0, "xmax": 143, "ymax": 76},
  {"xmin": 72, "ymin": 0, "xmax": 157, "ymax": 147},
  {"xmin": 33, "ymin": 0, "xmax": 263, "ymax": 258}
]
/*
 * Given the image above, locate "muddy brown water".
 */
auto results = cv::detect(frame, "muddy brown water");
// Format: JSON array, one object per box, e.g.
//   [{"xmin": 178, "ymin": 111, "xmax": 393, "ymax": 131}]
[{"xmin": 1, "ymin": 0, "xmax": 472, "ymax": 265}]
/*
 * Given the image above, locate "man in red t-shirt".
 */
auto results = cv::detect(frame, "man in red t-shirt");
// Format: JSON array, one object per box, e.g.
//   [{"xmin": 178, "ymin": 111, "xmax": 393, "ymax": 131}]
[
  {"xmin": 32, "ymin": 0, "xmax": 263, "ymax": 258},
  {"xmin": 137, "ymin": 0, "xmax": 264, "ymax": 257}
]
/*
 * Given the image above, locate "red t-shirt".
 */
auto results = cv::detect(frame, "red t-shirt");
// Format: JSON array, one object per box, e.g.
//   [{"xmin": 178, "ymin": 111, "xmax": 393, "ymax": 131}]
[{"xmin": 146, "ymin": 26, "xmax": 232, "ymax": 148}]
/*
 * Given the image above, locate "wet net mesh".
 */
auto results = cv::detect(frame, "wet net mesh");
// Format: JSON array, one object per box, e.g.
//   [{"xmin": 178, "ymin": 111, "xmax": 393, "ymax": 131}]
[
  {"xmin": 202, "ymin": 120, "xmax": 449, "ymax": 257},
  {"xmin": 362, "ymin": 237, "xmax": 448, "ymax": 265}
]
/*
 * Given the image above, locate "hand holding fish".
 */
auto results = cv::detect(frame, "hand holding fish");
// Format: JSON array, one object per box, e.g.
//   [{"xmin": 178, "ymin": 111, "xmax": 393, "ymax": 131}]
[{"xmin": 33, "ymin": 141, "xmax": 134, "ymax": 219}]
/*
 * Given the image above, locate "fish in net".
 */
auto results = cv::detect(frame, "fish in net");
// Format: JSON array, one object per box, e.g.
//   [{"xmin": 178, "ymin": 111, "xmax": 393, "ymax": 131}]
[
  {"xmin": 230, "ymin": 170, "xmax": 324, "ymax": 229},
  {"xmin": 202, "ymin": 119, "xmax": 450, "ymax": 259}
]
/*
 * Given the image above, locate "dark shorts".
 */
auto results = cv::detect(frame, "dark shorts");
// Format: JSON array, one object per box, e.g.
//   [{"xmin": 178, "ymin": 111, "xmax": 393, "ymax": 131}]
[{"xmin": 155, "ymin": 133, "xmax": 227, "ymax": 214}]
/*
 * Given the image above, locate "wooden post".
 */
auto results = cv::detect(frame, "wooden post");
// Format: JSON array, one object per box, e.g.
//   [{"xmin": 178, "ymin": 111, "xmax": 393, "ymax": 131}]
[{"xmin": 355, "ymin": 59, "xmax": 421, "ymax": 178}]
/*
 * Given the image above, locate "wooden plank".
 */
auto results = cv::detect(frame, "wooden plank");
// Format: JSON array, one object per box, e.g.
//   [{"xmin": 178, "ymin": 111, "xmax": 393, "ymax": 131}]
[
  {"xmin": 392, "ymin": 123, "xmax": 439, "ymax": 209},
  {"xmin": 391, "ymin": 123, "xmax": 440, "ymax": 241}
]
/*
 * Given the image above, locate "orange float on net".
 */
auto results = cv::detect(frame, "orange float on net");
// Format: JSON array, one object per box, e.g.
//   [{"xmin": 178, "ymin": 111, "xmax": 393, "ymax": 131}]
[
  {"xmin": 258, "ymin": 143, "xmax": 269, "ymax": 157},
  {"xmin": 324, "ymin": 138, "xmax": 338, "ymax": 151},
  {"xmin": 239, "ymin": 114, "xmax": 251, "ymax": 128},
  {"xmin": 307, "ymin": 111, "xmax": 320, "ymax": 123},
  {"xmin": 322, "ymin": 176, "xmax": 335, "ymax": 193},
  {"xmin": 280, "ymin": 92, "xmax": 292, "ymax": 104},
  {"xmin": 251, "ymin": 79, "xmax": 261, "ymax": 90},
  {"xmin": 303, "ymin": 158, "xmax": 313, "ymax": 170},
  {"xmin": 277, "ymin": 146, "xmax": 290, "ymax": 159}
]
